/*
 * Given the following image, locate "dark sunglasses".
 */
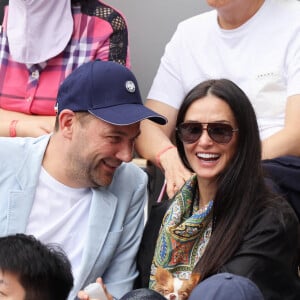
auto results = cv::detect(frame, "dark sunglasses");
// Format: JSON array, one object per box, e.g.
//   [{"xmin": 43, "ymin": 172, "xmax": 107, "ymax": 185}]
[{"xmin": 176, "ymin": 122, "xmax": 238, "ymax": 144}]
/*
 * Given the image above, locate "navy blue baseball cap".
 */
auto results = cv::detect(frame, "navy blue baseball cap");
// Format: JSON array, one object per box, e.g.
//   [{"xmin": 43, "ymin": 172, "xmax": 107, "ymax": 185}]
[
  {"xmin": 189, "ymin": 273, "xmax": 264, "ymax": 300},
  {"xmin": 55, "ymin": 60, "xmax": 167, "ymax": 125}
]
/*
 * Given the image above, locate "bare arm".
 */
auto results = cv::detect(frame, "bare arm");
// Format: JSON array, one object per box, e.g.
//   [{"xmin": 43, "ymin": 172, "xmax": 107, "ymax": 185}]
[
  {"xmin": 0, "ymin": 108, "xmax": 55, "ymax": 137},
  {"xmin": 135, "ymin": 99, "xmax": 192, "ymax": 198},
  {"xmin": 262, "ymin": 94, "xmax": 300, "ymax": 159}
]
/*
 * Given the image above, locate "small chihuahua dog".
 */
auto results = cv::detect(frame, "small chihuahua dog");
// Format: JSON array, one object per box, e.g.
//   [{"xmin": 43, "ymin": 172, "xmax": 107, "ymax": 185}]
[{"xmin": 154, "ymin": 267, "xmax": 201, "ymax": 300}]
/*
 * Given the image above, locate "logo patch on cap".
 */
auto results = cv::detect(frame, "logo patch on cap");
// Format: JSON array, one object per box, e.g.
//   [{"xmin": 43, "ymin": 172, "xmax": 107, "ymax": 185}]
[{"xmin": 125, "ymin": 81, "xmax": 136, "ymax": 93}]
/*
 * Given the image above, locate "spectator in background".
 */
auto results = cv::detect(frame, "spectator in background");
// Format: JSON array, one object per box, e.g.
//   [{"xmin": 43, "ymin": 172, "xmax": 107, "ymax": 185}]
[
  {"xmin": 0, "ymin": 233, "xmax": 73, "ymax": 300},
  {"xmin": 0, "ymin": 60, "xmax": 167, "ymax": 300},
  {"xmin": 135, "ymin": 0, "xmax": 300, "ymax": 199},
  {"xmin": 0, "ymin": 0, "xmax": 130, "ymax": 137}
]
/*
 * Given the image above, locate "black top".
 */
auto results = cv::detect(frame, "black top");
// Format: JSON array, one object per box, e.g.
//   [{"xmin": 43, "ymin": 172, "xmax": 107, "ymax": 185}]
[
  {"xmin": 136, "ymin": 196, "xmax": 300, "ymax": 300},
  {"xmin": 221, "ymin": 198, "xmax": 300, "ymax": 299}
]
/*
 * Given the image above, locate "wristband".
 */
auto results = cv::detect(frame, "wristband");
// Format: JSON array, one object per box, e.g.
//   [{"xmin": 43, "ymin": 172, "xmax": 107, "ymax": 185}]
[
  {"xmin": 156, "ymin": 145, "xmax": 176, "ymax": 168},
  {"xmin": 9, "ymin": 120, "xmax": 18, "ymax": 137}
]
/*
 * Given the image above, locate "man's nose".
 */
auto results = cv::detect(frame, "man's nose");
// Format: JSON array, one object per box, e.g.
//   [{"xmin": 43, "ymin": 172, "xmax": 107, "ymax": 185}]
[{"xmin": 116, "ymin": 145, "xmax": 133, "ymax": 162}]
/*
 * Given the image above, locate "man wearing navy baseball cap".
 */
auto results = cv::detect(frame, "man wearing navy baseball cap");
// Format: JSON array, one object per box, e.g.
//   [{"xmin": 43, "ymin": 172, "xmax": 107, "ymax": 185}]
[{"xmin": 0, "ymin": 60, "xmax": 167, "ymax": 300}]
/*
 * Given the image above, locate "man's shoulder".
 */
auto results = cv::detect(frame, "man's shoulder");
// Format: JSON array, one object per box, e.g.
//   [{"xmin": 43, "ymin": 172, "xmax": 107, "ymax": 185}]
[
  {"xmin": 177, "ymin": 9, "xmax": 215, "ymax": 30},
  {"xmin": 0, "ymin": 134, "xmax": 47, "ymax": 149},
  {"xmin": 268, "ymin": 0, "xmax": 300, "ymax": 22},
  {"xmin": 115, "ymin": 161, "xmax": 148, "ymax": 180},
  {"xmin": 108, "ymin": 161, "xmax": 148, "ymax": 193},
  {"xmin": 0, "ymin": 135, "xmax": 49, "ymax": 162},
  {"xmin": 273, "ymin": 0, "xmax": 300, "ymax": 12},
  {"xmin": 78, "ymin": 0, "xmax": 127, "ymax": 25}
]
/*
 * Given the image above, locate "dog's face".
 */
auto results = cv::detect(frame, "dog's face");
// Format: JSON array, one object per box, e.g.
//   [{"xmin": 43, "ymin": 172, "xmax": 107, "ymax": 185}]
[{"xmin": 154, "ymin": 267, "xmax": 200, "ymax": 300}]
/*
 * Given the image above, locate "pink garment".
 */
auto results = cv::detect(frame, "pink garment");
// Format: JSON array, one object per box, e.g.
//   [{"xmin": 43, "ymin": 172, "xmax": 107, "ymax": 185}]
[{"xmin": 0, "ymin": 1, "xmax": 130, "ymax": 115}]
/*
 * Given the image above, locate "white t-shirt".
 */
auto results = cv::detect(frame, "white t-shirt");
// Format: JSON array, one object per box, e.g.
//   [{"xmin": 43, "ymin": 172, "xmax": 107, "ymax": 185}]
[
  {"xmin": 148, "ymin": 0, "xmax": 300, "ymax": 140},
  {"xmin": 25, "ymin": 167, "xmax": 92, "ymax": 282}
]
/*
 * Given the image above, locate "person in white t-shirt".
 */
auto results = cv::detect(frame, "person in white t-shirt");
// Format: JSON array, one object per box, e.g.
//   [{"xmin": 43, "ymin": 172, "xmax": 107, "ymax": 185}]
[{"xmin": 135, "ymin": 0, "xmax": 300, "ymax": 199}]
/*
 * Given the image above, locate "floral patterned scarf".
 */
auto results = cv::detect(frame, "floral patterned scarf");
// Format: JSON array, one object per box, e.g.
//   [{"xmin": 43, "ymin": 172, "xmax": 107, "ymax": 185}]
[{"xmin": 150, "ymin": 174, "xmax": 213, "ymax": 288}]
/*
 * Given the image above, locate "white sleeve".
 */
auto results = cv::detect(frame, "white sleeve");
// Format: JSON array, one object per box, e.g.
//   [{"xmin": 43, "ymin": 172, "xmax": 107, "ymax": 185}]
[
  {"xmin": 286, "ymin": 29, "xmax": 300, "ymax": 97},
  {"xmin": 147, "ymin": 23, "xmax": 187, "ymax": 110}
]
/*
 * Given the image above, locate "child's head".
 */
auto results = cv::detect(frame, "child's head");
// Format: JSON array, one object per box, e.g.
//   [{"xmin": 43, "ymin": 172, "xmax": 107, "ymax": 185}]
[{"xmin": 0, "ymin": 234, "xmax": 73, "ymax": 300}]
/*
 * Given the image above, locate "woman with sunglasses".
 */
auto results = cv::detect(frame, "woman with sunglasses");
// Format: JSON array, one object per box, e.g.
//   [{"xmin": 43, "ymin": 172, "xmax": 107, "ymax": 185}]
[{"xmin": 130, "ymin": 79, "xmax": 299, "ymax": 300}]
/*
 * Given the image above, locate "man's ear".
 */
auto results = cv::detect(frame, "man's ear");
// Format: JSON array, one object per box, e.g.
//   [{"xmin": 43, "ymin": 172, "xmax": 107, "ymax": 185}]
[{"xmin": 58, "ymin": 109, "xmax": 76, "ymax": 138}]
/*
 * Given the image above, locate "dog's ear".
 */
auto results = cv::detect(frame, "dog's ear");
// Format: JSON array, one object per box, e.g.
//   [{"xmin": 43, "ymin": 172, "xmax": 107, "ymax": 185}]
[
  {"xmin": 179, "ymin": 272, "xmax": 201, "ymax": 299},
  {"xmin": 190, "ymin": 272, "xmax": 201, "ymax": 285},
  {"xmin": 155, "ymin": 267, "xmax": 173, "ymax": 285}
]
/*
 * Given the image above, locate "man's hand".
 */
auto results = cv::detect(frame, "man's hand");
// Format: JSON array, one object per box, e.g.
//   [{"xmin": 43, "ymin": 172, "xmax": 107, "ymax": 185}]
[{"xmin": 78, "ymin": 278, "xmax": 113, "ymax": 300}]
